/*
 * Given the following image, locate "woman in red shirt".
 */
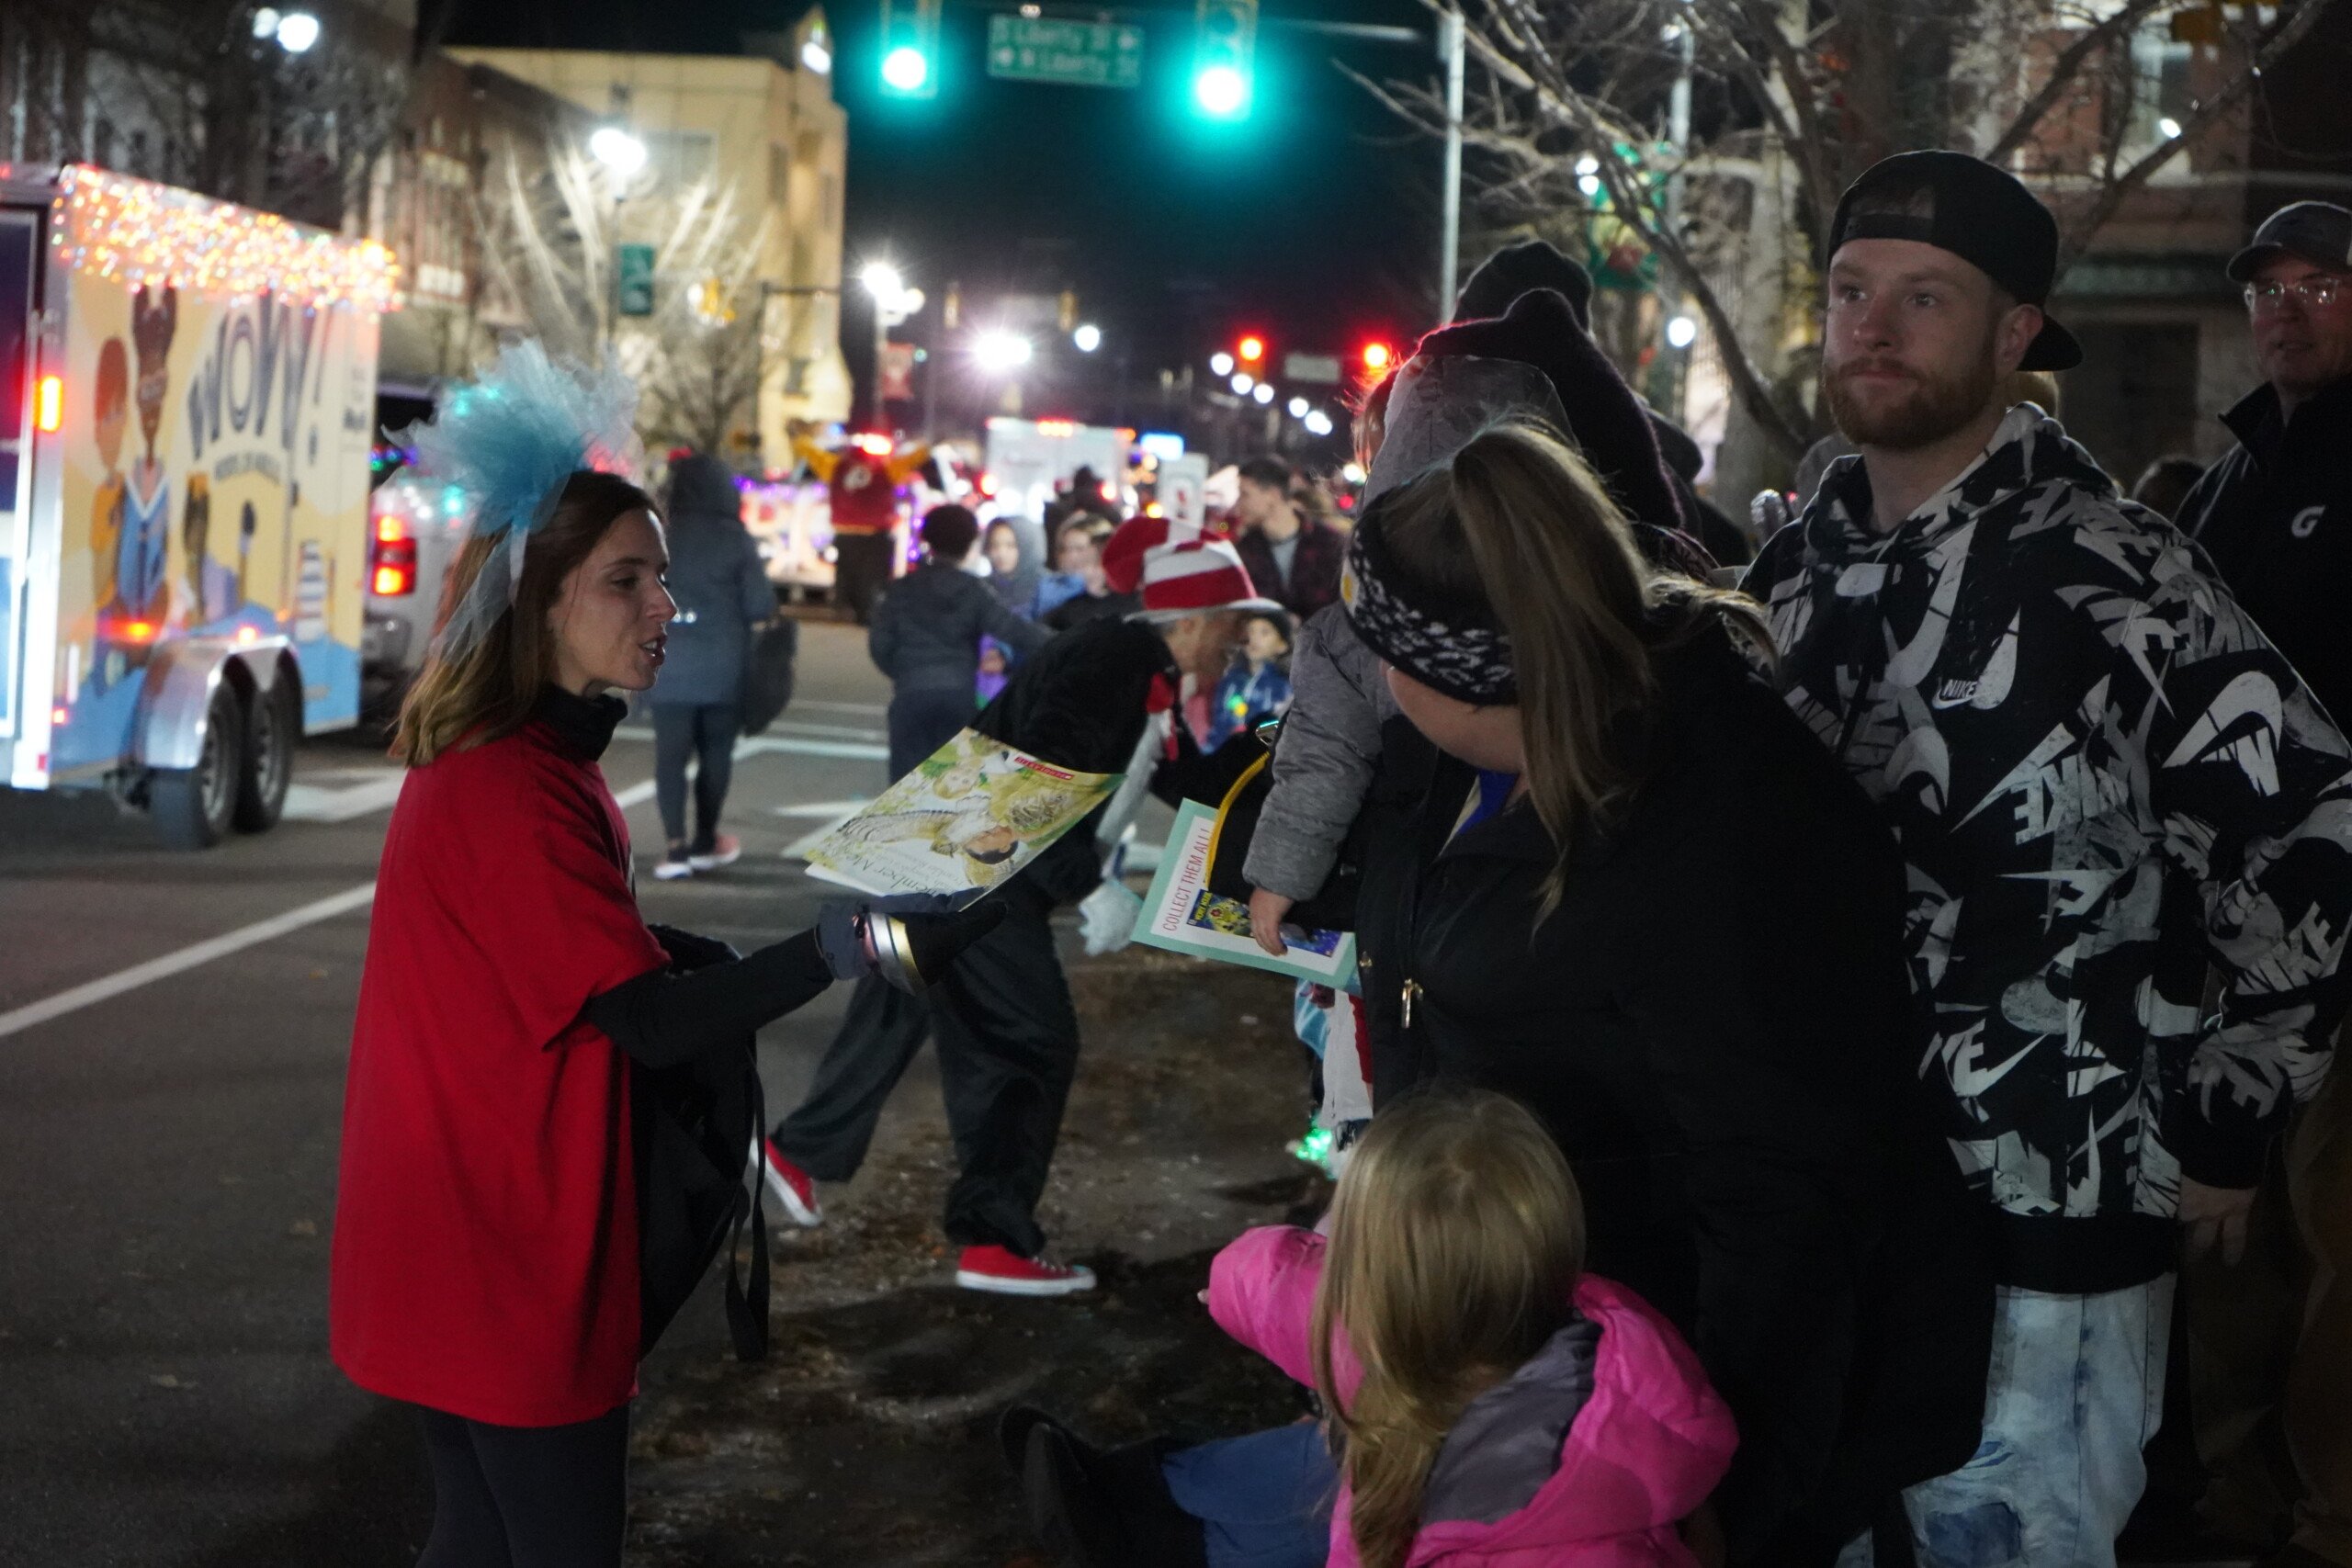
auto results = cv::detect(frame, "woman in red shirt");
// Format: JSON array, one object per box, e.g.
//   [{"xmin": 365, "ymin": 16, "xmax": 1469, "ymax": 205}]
[{"xmin": 332, "ymin": 348, "xmax": 991, "ymax": 1565}]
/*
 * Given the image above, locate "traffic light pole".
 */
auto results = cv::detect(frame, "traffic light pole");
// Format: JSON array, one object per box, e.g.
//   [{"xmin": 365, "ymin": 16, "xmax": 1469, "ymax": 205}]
[{"xmin": 1284, "ymin": 14, "xmax": 1464, "ymax": 327}]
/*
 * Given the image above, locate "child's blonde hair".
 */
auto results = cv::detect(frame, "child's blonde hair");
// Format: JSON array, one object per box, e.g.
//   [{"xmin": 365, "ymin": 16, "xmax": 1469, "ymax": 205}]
[{"xmin": 1311, "ymin": 1089, "xmax": 1585, "ymax": 1568}]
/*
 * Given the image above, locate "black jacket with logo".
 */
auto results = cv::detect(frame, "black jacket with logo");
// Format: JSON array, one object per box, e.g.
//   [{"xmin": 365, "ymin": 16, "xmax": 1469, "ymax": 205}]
[
  {"xmin": 2178, "ymin": 378, "xmax": 2352, "ymax": 728},
  {"xmin": 1747, "ymin": 406, "xmax": 2352, "ymax": 1293}
]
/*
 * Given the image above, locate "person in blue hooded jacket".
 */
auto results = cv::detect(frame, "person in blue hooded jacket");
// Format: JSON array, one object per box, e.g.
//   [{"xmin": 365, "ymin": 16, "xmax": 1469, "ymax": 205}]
[{"xmin": 647, "ymin": 453, "xmax": 776, "ymax": 881}]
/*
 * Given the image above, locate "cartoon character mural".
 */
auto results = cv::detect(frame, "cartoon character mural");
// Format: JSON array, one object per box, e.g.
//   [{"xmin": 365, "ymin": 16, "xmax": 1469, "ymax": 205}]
[
  {"xmin": 116, "ymin": 283, "xmax": 176, "ymax": 659},
  {"xmin": 89, "ymin": 338, "xmax": 129, "ymax": 617}
]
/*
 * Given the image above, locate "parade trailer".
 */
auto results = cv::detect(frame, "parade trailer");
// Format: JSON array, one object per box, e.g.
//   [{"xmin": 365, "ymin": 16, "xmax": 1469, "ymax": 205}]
[
  {"xmin": 982, "ymin": 417, "xmax": 1131, "ymax": 537},
  {"xmin": 0, "ymin": 164, "xmax": 395, "ymax": 846}
]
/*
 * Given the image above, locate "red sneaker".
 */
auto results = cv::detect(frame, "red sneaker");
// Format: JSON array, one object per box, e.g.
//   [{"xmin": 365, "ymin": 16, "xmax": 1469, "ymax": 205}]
[
  {"xmin": 955, "ymin": 1245, "xmax": 1097, "ymax": 1297},
  {"xmin": 752, "ymin": 1138, "xmax": 822, "ymax": 1227}
]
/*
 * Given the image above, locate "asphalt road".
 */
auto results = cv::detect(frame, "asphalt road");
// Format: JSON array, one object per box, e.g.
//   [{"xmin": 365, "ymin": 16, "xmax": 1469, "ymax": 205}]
[{"xmin": 0, "ymin": 620, "xmax": 913, "ymax": 1567}]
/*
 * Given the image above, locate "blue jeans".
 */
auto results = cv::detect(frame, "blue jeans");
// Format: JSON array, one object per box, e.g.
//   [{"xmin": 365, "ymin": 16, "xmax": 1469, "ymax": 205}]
[
  {"xmin": 1160, "ymin": 1421, "xmax": 1336, "ymax": 1568},
  {"xmin": 1839, "ymin": 1276, "xmax": 2175, "ymax": 1568}
]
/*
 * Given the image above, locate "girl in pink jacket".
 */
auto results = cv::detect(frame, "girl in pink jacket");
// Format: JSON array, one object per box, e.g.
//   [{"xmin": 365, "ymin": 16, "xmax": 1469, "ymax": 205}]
[{"xmin": 1207, "ymin": 1090, "xmax": 1736, "ymax": 1568}]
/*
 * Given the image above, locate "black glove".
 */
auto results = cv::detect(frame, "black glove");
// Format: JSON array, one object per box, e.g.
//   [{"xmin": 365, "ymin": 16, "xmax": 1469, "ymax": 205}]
[
  {"xmin": 896, "ymin": 900, "xmax": 1006, "ymax": 984},
  {"xmin": 815, "ymin": 897, "xmax": 1007, "ymax": 993},
  {"xmin": 647, "ymin": 923, "xmax": 741, "ymax": 974}
]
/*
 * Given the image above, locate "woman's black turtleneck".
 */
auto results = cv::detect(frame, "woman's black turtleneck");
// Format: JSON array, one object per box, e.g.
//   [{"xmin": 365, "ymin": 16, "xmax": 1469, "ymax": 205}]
[{"xmin": 538, "ymin": 685, "xmax": 834, "ymax": 1066}]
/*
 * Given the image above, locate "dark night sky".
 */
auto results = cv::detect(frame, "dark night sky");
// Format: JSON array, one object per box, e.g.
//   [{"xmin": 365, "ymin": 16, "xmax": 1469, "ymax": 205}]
[{"xmin": 436, "ymin": 0, "xmax": 1447, "ymax": 390}]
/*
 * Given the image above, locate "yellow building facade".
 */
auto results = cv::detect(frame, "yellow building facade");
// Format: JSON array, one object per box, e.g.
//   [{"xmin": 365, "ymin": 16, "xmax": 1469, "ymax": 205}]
[{"xmin": 452, "ymin": 18, "xmax": 851, "ymax": 462}]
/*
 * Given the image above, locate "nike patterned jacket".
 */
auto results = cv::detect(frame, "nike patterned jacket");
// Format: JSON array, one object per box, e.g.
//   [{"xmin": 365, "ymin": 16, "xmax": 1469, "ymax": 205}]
[{"xmin": 1745, "ymin": 404, "xmax": 2352, "ymax": 1292}]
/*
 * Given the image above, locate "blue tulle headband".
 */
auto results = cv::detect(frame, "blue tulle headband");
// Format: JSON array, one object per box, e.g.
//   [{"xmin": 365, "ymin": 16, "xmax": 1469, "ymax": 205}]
[{"xmin": 394, "ymin": 341, "xmax": 642, "ymax": 660}]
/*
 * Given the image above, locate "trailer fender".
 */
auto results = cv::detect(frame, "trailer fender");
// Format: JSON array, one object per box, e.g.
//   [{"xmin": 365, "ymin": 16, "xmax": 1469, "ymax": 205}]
[{"xmin": 130, "ymin": 637, "xmax": 294, "ymax": 773}]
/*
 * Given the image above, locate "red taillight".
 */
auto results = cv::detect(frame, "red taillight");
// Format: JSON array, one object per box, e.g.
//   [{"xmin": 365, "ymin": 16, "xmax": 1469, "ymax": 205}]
[{"xmin": 369, "ymin": 523, "xmax": 417, "ymax": 597}]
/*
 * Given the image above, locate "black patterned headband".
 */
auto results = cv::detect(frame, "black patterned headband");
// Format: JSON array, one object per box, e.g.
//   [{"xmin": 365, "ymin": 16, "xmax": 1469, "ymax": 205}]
[{"xmin": 1344, "ymin": 478, "xmax": 1517, "ymax": 705}]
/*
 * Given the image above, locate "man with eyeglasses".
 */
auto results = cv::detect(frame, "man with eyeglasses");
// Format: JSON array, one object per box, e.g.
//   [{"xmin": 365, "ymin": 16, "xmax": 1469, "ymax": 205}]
[{"xmin": 2175, "ymin": 201, "xmax": 2352, "ymax": 1568}]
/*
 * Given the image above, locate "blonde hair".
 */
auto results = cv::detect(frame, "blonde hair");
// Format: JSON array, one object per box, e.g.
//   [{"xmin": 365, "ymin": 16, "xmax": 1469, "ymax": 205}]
[
  {"xmin": 1379, "ymin": 421, "xmax": 1772, "ymax": 919},
  {"xmin": 391, "ymin": 469, "xmax": 656, "ymax": 766},
  {"xmin": 1312, "ymin": 1091, "xmax": 1586, "ymax": 1568}
]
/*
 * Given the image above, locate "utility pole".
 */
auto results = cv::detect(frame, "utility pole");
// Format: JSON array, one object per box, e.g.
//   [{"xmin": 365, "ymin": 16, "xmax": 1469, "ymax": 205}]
[{"xmin": 1438, "ymin": 10, "xmax": 1464, "ymax": 317}]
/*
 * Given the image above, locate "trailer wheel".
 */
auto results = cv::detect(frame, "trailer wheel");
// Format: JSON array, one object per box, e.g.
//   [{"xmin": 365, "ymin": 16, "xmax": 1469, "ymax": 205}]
[
  {"xmin": 151, "ymin": 683, "xmax": 242, "ymax": 850},
  {"xmin": 232, "ymin": 675, "xmax": 298, "ymax": 833}
]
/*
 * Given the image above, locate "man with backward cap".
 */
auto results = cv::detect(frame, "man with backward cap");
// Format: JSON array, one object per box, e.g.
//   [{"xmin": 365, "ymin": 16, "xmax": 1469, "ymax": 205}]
[{"xmin": 1746, "ymin": 151, "xmax": 2352, "ymax": 1564}]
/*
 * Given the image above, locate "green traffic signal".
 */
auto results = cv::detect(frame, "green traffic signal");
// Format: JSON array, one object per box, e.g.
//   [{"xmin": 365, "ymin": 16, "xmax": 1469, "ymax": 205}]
[
  {"xmin": 879, "ymin": 0, "xmax": 941, "ymax": 99},
  {"xmin": 1193, "ymin": 0, "xmax": 1257, "ymax": 119}
]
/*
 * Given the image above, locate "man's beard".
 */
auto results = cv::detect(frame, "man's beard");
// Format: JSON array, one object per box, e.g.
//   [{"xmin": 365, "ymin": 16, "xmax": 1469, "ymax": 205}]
[{"xmin": 1823, "ymin": 343, "xmax": 1999, "ymax": 450}]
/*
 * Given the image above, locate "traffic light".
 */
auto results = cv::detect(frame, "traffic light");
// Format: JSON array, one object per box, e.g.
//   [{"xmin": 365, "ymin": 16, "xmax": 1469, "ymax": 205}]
[
  {"xmin": 879, "ymin": 0, "xmax": 942, "ymax": 99},
  {"xmin": 1237, "ymin": 333, "xmax": 1266, "ymax": 367},
  {"xmin": 1193, "ymin": 0, "xmax": 1257, "ymax": 120}
]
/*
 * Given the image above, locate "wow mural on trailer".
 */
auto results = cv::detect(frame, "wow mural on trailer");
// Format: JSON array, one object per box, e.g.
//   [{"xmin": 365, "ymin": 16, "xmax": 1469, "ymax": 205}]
[{"xmin": 53, "ymin": 265, "xmax": 378, "ymax": 773}]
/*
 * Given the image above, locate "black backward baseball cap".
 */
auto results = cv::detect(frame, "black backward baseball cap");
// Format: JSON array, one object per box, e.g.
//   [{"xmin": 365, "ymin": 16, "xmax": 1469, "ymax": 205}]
[
  {"xmin": 1826, "ymin": 149, "xmax": 2083, "ymax": 372},
  {"xmin": 2227, "ymin": 201, "xmax": 2352, "ymax": 281}
]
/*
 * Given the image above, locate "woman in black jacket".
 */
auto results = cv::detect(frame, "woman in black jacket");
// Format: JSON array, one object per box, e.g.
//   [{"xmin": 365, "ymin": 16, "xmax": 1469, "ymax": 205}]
[{"xmin": 1346, "ymin": 422, "xmax": 1986, "ymax": 1564}]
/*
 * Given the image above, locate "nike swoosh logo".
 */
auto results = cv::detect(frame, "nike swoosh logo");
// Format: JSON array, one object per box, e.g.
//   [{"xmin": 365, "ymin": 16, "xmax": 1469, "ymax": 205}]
[
  {"xmin": 1929, "ymin": 611, "xmax": 2021, "ymax": 710},
  {"xmin": 2162, "ymin": 670, "xmax": 2283, "ymax": 795},
  {"xmin": 1884, "ymin": 524, "xmax": 1976, "ymax": 689}
]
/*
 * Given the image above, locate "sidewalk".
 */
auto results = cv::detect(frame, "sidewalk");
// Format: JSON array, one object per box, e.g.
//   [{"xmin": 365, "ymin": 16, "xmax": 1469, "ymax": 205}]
[{"xmin": 629, "ymin": 942, "xmax": 1328, "ymax": 1567}]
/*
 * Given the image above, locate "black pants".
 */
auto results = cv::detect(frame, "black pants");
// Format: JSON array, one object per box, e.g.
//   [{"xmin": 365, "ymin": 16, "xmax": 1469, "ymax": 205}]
[
  {"xmin": 650, "ymin": 703, "xmax": 739, "ymax": 853},
  {"xmin": 770, "ymin": 886, "xmax": 1079, "ymax": 1256},
  {"xmin": 887, "ymin": 685, "xmax": 978, "ymax": 779},
  {"xmin": 834, "ymin": 532, "xmax": 896, "ymax": 624},
  {"xmin": 416, "ymin": 1404, "xmax": 628, "ymax": 1568}
]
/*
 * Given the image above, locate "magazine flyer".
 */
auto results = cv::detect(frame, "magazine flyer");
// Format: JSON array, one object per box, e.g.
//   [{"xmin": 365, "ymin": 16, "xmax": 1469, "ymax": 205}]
[
  {"xmin": 801, "ymin": 728, "xmax": 1121, "ymax": 902},
  {"xmin": 1131, "ymin": 798, "xmax": 1357, "ymax": 983}
]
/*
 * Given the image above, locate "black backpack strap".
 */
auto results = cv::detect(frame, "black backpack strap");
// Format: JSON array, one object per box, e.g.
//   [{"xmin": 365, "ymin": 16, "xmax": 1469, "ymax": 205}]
[{"xmin": 724, "ymin": 1064, "xmax": 771, "ymax": 1361}]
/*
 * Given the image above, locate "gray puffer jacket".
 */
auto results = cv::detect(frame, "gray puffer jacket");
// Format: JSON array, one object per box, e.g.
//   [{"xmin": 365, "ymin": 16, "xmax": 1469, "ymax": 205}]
[
  {"xmin": 650, "ymin": 455, "xmax": 774, "ymax": 707},
  {"xmin": 1242, "ymin": 603, "xmax": 1397, "ymax": 900}
]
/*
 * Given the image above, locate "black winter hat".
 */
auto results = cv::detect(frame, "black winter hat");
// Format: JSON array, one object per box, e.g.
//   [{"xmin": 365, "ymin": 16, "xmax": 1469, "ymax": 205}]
[
  {"xmin": 1826, "ymin": 150, "xmax": 2082, "ymax": 372},
  {"xmin": 1455, "ymin": 239, "xmax": 1596, "ymax": 329},
  {"xmin": 1407, "ymin": 288, "xmax": 1685, "ymax": 532}
]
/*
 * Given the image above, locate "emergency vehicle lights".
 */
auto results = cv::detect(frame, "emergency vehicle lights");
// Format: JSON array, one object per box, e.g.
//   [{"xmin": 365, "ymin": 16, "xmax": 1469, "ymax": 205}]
[
  {"xmin": 35, "ymin": 374, "xmax": 61, "ymax": 432},
  {"xmin": 52, "ymin": 164, "xmax": 401, "ymax": 313}
]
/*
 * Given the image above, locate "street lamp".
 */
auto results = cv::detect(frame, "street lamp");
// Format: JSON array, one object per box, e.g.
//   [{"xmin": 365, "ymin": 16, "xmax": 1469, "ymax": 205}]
[
  {"xmin": 590, "ymin": 126, "xmax": 647, "ymax": 177},
  {"xmin": 1209, "ymin": 351, "xmax": 1236, "ymax": 378},
  {"xmin": 1665, "ymin": 315, "xmax": 1700, "ymax": 350},
  {"xmin": 1251, "ymin": 382, "xmax": 1274, "ymax": 406},
  {"xmin": 1073, "ymin": 323, "xmax": 1102, "ymax": 354},
  {"xmin": 1230, "ymin": 373, "xmax": 1253, "ymax": 396},
  {"xmin": 272, "ymin": 9, "xmax": 320, "ymax": 51},
  {"xmin": 861, "ymin": 262, "xmax": 907, "ymax": 308},
  {"xmin": 1286, "ymin": 396, "xmax": 1309, "ymax": 418},
  {"xmin": 1305, "ymin": 409, "xmax": 1335, "ymax": 437},
  {"xmin": 974, "ymin": 331, "xmax": 1035, "ymax": 373}
]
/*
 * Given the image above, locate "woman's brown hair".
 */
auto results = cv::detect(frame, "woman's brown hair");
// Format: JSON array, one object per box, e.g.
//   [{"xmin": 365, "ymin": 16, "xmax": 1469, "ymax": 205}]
[
  {"xmin": 391, "ymin": 469, "xmax": 657, "ymax": 766},
  {"xmin": 1311, "ymin": 1089, "xmax": 1586, "ymax": 1568},
  {"xmin": 1380, "ymin": 421, "xmax": 1771, "ymax": 918}
]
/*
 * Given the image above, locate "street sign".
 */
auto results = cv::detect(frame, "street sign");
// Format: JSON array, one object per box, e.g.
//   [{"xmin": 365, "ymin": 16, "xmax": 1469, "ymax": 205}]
[
  {"xmin": 987, "ymin": 17, "xmax": 1145, "ymax": 89},
  {"xmin": 1283, "ymin": 352, "xmax": 1341, "ymax": 385},
  {"xmin": 880, "ymin": 343, "xmax": 918, "ymax": 402},
  {"xmin": 1160, "ymin": 453, "xmax": 1210, "ymax": 533},
  {"xmin": 616, "ymin": 244, "xmax": 655, "ymax": 317}
]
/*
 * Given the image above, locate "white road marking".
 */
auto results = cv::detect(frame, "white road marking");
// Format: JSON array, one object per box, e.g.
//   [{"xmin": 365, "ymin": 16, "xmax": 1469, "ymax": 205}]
[
  {"xmin": 771, "ymin": 798, "xmax": 875, "ymax": 818},
  {"xmin": 790, "ymin": 699, "xmax": 888, "ymax": 716},
  {"xmin": 282, "ymin": 768, "xmax": 407, "ymax": 823},
  {"xmin": 0, "ymin": 775, "xmax": 667, "ymax": 1042},
  {"xmin": 739, "ymin": 737, "xmax": 888, "ymax": 761},
  {"xmin": 0, "ymin": 883, "xmax": 381, "ymax": 1041}
]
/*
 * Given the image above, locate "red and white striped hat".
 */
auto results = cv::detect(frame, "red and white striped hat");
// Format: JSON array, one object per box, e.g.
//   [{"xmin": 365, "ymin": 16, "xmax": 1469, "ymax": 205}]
[{"xmin": 1102, "ymin": 515, "xmax": 1284, "ymax": 619}]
